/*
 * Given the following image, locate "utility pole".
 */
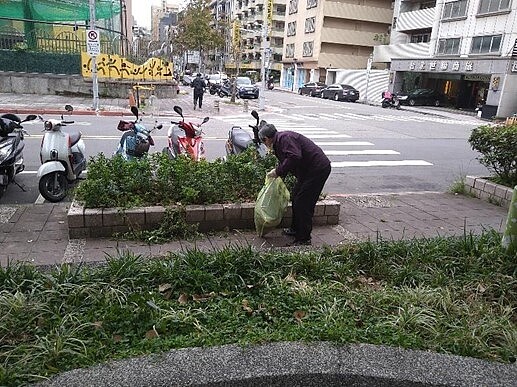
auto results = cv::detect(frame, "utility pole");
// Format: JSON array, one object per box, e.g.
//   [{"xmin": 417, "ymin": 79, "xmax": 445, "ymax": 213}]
[
  {"xmin": 89, "ymin": 0, "xmax": 100, "ymax": 113},
  {"xmin": 258, "ymin": 0, "xmax": 269, "ymax": 111}
]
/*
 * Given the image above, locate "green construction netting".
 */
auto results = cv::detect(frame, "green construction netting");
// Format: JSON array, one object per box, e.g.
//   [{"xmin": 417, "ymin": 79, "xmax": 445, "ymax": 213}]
[{"xmin": 0, "ymin": 0, "xmax": 121, "ymax": 22}]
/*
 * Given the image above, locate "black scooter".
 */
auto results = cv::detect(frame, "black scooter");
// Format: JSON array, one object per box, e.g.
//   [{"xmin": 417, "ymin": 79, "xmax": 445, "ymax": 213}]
[
  {"xmin": 225, "ymin": 110, "xmax": 268, "ymax": 158},
  {"xmin": 0, "ymin": 113, "xmax": 38, "ymax": 198},
  {"xmin": 218, "ymin": 80, "xmax": 233, "ymax": 98}
]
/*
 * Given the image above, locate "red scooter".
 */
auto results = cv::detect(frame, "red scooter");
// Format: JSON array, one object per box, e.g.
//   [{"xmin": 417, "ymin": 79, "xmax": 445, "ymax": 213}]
[{"xmin": 164, "ymin": 105, "xmax": 209, "ymax": 160}]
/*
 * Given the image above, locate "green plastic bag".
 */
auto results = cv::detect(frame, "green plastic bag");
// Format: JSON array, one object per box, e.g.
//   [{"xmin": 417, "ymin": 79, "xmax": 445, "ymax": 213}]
[{"xmin": 254, "ymin": 176, "xmax": 290, "ymax": 237}]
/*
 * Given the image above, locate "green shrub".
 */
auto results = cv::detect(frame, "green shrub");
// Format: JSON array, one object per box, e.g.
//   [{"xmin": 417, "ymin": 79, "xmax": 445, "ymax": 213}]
[
  {"xmin": 468, "ymin": 124, "xmax": 517, "ymax": 187},
  {"xmin": 75, "ymin": 149, "xmax": 294, "ymax": 208}
]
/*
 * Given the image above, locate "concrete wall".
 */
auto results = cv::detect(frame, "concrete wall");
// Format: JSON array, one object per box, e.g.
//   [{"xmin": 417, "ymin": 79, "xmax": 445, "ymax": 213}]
[{"xmin": 0, "ymin": 71, "xmax": 178, "ymax": 99}]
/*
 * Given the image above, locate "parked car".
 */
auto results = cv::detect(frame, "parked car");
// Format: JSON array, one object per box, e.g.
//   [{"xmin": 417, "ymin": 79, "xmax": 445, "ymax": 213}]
[
  {"xmin": 236, "ymin": 76, "xmax": 259, "ymax": 99},
  {"xmin": 298, "ymin": 82, "xmax": 327, "ymax": 97},
  {"xmin": 208, "ymin": 73, "xmax": 228, "ymax": 86},
  {"xmin": 321, "ymin": 84, "xmax": 359, "ymax": 102},
  {"xmin": 397, "ymin": 88, "xmax": 445, "ymax": 107}
]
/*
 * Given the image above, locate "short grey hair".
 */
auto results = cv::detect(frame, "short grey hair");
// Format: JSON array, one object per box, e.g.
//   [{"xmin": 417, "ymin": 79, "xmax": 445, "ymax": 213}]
[{"xmin": 258, "ymin": 123, "xmax": 277, "ymax": 141}]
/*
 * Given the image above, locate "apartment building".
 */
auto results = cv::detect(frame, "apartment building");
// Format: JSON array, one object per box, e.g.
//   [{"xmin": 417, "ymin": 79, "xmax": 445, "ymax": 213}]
[
  {"xmin": 225, "ymin": 0, "xmax": 287, "ymax": 77},
  {"xmin": 281, "ymin": 0, "xmax": 393, "ymax": 90},
  {"xmin": 151, "ymin": 1, "xmax": 181, "ymax": 42},
  {"xmin": 373, "ymin": 0, "xmax": 517, "ymax": 117}
]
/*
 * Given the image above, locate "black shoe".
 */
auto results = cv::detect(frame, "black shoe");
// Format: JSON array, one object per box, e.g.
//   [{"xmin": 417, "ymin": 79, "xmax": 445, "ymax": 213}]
[
  {"xmin": 282, "ymin": 228, "xmax": 296, "ymax": 236},
  {"xmin": 193, "ymin": 106, "xmax": 196, "ymax": 110},
  {"xmin": 291, "ymin": 239, "xmax": 311, "ymax": 246}
]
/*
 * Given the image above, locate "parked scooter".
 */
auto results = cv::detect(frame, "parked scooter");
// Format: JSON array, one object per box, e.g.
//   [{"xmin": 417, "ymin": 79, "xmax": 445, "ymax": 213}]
[
  {"xmin": 164, "ymin": 105, "xmax": 209, "ymax": 161},
  {"xmin": 218, "ymin": 80, "xmax": 233, "ymax": 98},
  {"xmin": 0, "ymin": 113, "xmax": 37, "ymax": 198},
  {"xmin": 209, "ymin": 82, "xmax": 220, "ymax": 95},
  {"xmin": 116, "ymin": 106, "xmax": 162, "ymax": 160},
  {"xmin": 381, "ymin": 91, "xmax": 401, "ymax": 110},
  {"xmin": 225, "ymin": 109, "xmax": 268, "ymax": 158},
  {"xmin": 37, "ymin": 105, "xmax": 87, "ymax": 202}
]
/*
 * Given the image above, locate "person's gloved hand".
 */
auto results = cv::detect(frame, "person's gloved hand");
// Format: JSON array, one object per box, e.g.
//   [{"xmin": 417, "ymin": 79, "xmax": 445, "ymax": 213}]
[{"xmin": 267, "ymin": 169, "xmax": 277, "ymax": 178}]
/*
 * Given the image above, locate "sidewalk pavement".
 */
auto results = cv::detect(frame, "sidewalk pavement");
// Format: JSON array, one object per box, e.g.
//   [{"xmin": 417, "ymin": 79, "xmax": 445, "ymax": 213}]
[{"xmin": 0, "ymin": 192, "xmax": 509, "ymax": 267}]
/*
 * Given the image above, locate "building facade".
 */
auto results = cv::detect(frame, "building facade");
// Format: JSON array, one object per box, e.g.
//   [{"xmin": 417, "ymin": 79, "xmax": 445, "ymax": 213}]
[
  {"xmin": 224, "ymin": 0, "xmax": 286, "ymax": 77},
  {"xmin": 281, "ymin": 0, "xmax": 393, "ymax": 91},
  {"xmin": 374, "ymin": 0, "xmax": 517, "ymax": 117}
]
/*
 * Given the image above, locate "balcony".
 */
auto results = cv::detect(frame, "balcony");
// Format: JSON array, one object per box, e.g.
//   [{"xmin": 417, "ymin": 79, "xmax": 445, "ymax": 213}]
[
  {"xmin": 372, "ymin": 42, "xmax": 431, "ymax": 62},
  {"xmin": 397, "ymin": 7, "xmax": 435, "ymax": 32},
  {"xmin": 323, "ymin": 2, "xmax": 392, "ymax": 24},
  {"xmin": 321, "ymin": 28, "xmax": 379, "ymax": 47}
]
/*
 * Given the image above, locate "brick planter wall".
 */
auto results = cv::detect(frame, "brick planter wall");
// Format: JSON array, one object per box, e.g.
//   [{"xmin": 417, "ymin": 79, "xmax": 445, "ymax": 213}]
[
  {"xmin": 68, "ymin": 200, "xmax": 341, "ymax": 239},
  {"xmin": 464, "ymin": 176, "xmax": 514, "ymax": 209}
]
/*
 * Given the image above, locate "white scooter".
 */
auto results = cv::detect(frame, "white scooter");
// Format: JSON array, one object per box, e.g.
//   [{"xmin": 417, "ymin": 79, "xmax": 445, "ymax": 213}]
[{"xmin": 37, "ymin": 105, "xmax": 86, "ymax": 202}]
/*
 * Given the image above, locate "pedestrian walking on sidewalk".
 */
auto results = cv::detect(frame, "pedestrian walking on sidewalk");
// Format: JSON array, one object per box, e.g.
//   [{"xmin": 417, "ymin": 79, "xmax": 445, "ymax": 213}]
[
  {"xmin": 259, "ymin": 123, "xmax": 331, "ymax": 246},
  {"xmin": 191, "ymin": 73, "xmax": 206, "ymax": 110}
]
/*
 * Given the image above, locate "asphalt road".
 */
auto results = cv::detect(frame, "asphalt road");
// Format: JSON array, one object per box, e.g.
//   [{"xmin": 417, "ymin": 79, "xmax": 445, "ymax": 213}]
[{"xmin": 1, "ymin": 90, "xmax": 488, "ymax": 204}]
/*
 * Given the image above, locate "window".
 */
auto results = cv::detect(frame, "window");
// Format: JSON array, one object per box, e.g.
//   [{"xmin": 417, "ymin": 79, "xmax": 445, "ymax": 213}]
[
  {"xmin": 442, "ymin": 0, "xmax": 468, "ymax": 19},
  {"xmin": 437, "ymin": 38, "xmax": 461, "ymax": 55},
  {"xmin": 470, "ymin": 34, "xmax": 502, "ymax": 54},
  {"xmin": 420, "ymin": 1, "xmax": 436, "ymax": 9},
  {"xmin": 288, "ymin": 0, "xmax": 298, "ymax": 14},
  {"xmin": 478, "ymin": 0, "xmax": 511, "ymax": 14},
  {"xmin": 302, "ymin": 41, "xmax": 314, "ymax": 57},
  {"xmin": 285, "ymin": 43, "xmax": 295, "ymax": 58},
  {"xmin": 305, "ymin": 17, "xmax": 315, "ymax": 33},
  {"xmin": 307, "ymin": 0, "xmax": 317, "ymax": 9},
  {"xmin": 287, "ymin": 21, "xmax": 297, "ymax": 36},
  {"xmin": 410, "ymin": 32, "xmax": 430, "ymax": 43}
]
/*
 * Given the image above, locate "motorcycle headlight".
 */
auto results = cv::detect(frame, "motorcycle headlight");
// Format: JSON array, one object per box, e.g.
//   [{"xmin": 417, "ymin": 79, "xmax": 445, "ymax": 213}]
[
  {"xmin": 0, "ymin": 143, "xmax": 9, "ymax": 158},
  {"xmin": 44, "ymin": 121, "xmax": 53, "ymax": 130}
]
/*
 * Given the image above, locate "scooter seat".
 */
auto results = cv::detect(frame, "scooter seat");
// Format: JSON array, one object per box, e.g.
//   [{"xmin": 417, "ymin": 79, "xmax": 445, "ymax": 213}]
[
  {"xmin": 231, "ymin": 127, "xmax": 253, "ymax": 149},
  {"xmin": 67, "ymin": 130, "xmax": 82, "ymax": 146}
]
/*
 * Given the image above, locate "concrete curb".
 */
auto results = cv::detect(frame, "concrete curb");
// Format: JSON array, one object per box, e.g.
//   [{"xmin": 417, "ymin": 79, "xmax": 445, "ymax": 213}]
[
  {"xmin": 38, "ymin": 341, "xmax": 517, "ymax": 386},
  {"xmin": 67, "ymin": 200, "xmax": 341, "ymax": 238},
  {"xmin": 465, "ymin": 176, "xmax": 514, "ymax": 209}
]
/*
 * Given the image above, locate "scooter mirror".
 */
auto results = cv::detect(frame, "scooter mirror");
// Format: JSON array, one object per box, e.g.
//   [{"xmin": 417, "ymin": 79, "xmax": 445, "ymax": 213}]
[
  {"xmin": 65, "ymin": 104, "xmax": 74, "ymax": 113},
  {"xmin": 173, "ymin": 105, "xmax": 183, "ymax": 117},
  {"xmin": 251, "ymin": 110, "xmax": 259, "ymax": 120},
  {"xmin": 156, "ymin": 124, "xmax": 163, "ymax": 130},
  {"xmin": 23, "ymin": 114, "xmax": 38, "ymax": 122},
  {"xmin": 202, "ymin": 117, "xmax": 209, "ymax": 124},
  {"xmin": 131, "ymin": 106, "xmax": 139, "ymax": 118}
]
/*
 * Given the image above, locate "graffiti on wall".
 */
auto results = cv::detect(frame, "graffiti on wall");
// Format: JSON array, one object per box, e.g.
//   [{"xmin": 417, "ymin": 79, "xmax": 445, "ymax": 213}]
[{"xmin": 81, "ymin": 53, "xmax": 173, "ymax": 81}]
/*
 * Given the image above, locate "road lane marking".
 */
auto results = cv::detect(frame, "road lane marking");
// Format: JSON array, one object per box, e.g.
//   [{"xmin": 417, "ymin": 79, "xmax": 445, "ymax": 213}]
[
  {"xmin": 331, "ymin": 160, "xmax": 433, "ymax": 167},
  {"xmin": 315, "ymin": 141, "xmax": 374, "ymax": 146},
  {"xmin": 324, "ymin": 150, "xmax": 400, "ymax": 155}
]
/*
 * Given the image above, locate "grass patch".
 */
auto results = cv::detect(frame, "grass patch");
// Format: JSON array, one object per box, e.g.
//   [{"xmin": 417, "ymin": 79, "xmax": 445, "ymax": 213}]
[{"xmin": 1, "ymin": 231, "xmax": 516, "ymax": 385}]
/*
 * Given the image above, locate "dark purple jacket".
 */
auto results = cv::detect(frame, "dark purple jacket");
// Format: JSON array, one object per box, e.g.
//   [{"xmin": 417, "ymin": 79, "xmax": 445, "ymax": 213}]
[{"xmin": 272, "ymin": 131, "xmax": 330, "ymax": 179}]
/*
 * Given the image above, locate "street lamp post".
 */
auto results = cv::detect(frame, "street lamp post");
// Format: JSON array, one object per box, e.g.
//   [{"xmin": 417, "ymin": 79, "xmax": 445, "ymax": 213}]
[
  {"xmin": 364, "ymin": 53, "xmax": 373, "ymax": 104},
  {"xmin": 258, "ymin": 3, "xmax": 268, "ymax": 111}
]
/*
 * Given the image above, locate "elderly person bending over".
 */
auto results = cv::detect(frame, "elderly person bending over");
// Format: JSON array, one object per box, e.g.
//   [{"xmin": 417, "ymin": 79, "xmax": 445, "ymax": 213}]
[{"xmin": 259, "ymin": 123, "xmax": 331, "ymax": 246}]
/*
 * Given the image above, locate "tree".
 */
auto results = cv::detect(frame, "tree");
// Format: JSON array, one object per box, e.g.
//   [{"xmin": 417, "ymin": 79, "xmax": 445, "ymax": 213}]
[{"xmin": 172, "ymin": 0, "xmax": 225, "ymax": 72}]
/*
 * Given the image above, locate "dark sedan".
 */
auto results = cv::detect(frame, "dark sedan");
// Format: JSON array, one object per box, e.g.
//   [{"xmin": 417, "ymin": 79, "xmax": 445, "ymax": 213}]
[
  {"xmin": 236, "ymin": 76, "xmax": 259, "ymax": 99},
  {"xmin": 397, "ymin": 88, "xmax": 444, "ymax": 106},
  {"xmin": 321, "ymin": 84, "xmax": 359, "ymax": 102},
  {"xmin": 298, "ymin": 82, "xmax": 327, "ymax": 97}
]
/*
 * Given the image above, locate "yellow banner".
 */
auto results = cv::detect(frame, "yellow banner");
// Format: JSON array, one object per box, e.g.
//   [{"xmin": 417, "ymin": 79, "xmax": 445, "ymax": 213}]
[
  {"xmin": 81, "ymin": 52, "xmax": 174, "ymax": 81},
  {"xmin": 232, "ymin": 20, "xmax": 241, "ymax": 48}
]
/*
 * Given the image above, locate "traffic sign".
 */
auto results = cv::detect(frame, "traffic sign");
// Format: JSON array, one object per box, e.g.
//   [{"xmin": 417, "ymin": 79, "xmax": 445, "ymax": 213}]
[{"xmin": 86, "ymin": 29, "xmax": 100, "ymax": 56}]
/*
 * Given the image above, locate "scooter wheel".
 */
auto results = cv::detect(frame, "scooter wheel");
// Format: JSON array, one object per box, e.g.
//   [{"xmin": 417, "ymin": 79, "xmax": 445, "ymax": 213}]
[{"xmin": 39, "ymin": 172, "xmax": 68, "ymax": 202}]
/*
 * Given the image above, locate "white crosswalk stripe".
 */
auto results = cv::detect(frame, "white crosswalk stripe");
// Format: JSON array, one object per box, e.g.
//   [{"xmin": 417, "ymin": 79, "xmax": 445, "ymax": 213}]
[{"xmin": 214, "ymin": 114, "xmax": 435, "ymax": 169}]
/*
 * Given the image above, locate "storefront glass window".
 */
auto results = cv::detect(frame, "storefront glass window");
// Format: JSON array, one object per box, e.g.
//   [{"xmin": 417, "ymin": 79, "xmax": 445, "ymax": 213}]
[{"xmin": 471, "ymin": 35, "xmax": 502, "ymax": 54}]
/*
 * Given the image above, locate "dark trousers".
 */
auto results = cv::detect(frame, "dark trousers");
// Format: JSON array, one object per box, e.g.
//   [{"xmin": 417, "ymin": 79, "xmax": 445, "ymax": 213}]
[
  {"xmin": 194, "ymin": 92, "xmax": 203, "ymax": 108},
  {"xmin": 291, "ymin": 164, "xmax": 331, "ymax": 241}
]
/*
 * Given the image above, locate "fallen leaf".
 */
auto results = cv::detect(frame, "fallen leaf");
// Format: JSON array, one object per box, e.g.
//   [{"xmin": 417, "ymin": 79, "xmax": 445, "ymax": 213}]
[
  {"xmin": 145, "ymin": 326, "xmax": 159, "ymax": 339},
  {"xmin": 192, "ymin": 292, "xmax": 215, "ymax": 302},
  {"xmin": 242, "ymin": 299, "xmax": 253, "ymax": 315},
  {"xmin": 113, "ymin": 335, "xmax": 122, "ymax": 343},
  {"xmin": 159, "ymin": 283, "xmax": 172, "ymax": 293},
  {"xmin": 160, "ymin": 289, "xmax": 171, "ymax": 300},
  {"xmin": 293, "ymin": 310, "xmax": 306, "ymax": 322},
  {"xmin": 178, "ymin": 293, "xmax": 188, "ymax": 304},
  {"xmin": 92, "ymin": 321, "xmax": 103, "ymax": 330}
]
